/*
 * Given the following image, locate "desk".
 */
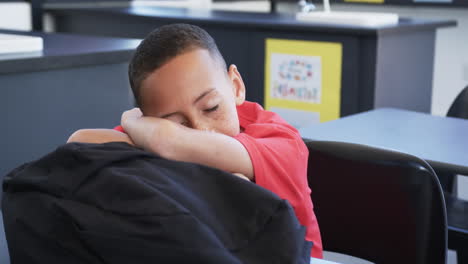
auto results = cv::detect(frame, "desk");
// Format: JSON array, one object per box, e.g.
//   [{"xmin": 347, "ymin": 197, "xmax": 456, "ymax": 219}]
[
  {"xmin": 311, "ymin": 257, "xmax": 341, "ymax": 264},
  {"xmin": 0, "ymin": 30, "xmax": 140, "ymax": 199},
  {"xmin": 46, "ymin": 7, "xmax": 455, "ymax": 122},
  {"xmin": 0, "ymin": 210, "xmax": 8, "ymax": 264},
  {"xmin": 299, "ymin": 108, "xmax": 468, "ymax": 175}
]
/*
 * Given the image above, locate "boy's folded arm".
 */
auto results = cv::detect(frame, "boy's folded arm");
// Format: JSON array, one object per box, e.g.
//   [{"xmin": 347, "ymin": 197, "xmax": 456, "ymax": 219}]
[
  {"xmin": 122, "ymin": 117, "xmax": 254, "ymax": 180},
  {"xmin": 67, "ymin": 129, "xmax": 135, "ymax": 145}
]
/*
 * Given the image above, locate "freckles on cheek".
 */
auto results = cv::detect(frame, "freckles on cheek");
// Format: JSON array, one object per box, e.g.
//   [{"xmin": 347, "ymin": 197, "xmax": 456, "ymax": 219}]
[
  {"xmin": 217, "ymin": 108, "xmax": 232, "ymax": 123},
  {"xmin": 220, "ymin": 112, "xmax": 240, "ymax": 136},
  {"xmin": 207, "ymin": 111, "xmax": 228, "ymax": 133}
]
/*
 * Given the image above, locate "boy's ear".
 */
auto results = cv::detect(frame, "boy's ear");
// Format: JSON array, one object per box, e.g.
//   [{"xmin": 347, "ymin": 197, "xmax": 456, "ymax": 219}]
[{"xmin": 228, "ymin": 64, "xmax": 246, "ymax": 106}]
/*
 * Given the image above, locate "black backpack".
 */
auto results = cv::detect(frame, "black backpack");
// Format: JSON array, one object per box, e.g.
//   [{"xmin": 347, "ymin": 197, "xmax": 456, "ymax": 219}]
[{"xmin": 2, "ymin": 142, "xmax": 311, "ymax": 264}]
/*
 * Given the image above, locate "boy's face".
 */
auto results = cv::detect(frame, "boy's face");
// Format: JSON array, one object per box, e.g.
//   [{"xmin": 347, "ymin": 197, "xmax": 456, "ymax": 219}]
[{"xmin": 139, "ymin": 49, "xmax": 246, "ymax": 137}]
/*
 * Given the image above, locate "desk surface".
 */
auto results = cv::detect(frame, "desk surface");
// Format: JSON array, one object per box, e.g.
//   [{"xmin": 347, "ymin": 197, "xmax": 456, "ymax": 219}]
[
  {"xmin": 311, "ymin": 257, "xmax": 340, "ymax": 264},
  {"xmin": 45, "ymin": 6, "xmax": 456, "ymax": 36},
  {"xmin": 300, "ymin": 108, "xmax": 468, "ymax": 175},
  {"xmin": 0, "ymin": 30, "xmax": 141, "ymax": 74},
  {"xmin": 0, "ymin": 210, "xmax": 9, "ymax": 263}
]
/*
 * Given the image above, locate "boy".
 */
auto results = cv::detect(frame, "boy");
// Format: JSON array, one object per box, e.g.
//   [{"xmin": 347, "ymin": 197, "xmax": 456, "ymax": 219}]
[{"xmin": 68, "ymin": 23, "xmax": 323, "ymax": 258}]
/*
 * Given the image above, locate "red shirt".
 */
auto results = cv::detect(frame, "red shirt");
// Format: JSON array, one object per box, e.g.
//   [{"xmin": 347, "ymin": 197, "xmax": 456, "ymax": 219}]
[
  {"xmin": 234, "ymin": 101, "xmax": 322, "ymax": 258},
  {"xmin": 114, "ymin": 101, "xmax": 323, "ymax": 258}
]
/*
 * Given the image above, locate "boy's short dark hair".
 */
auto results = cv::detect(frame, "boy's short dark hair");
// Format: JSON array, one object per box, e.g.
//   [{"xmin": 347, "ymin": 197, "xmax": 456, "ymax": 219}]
[{"xmin": 128, "ymin": 23, "xmax": 227, "ymax": 107}]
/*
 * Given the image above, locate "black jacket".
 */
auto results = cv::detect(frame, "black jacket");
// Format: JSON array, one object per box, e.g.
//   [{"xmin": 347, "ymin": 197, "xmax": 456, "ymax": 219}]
[{"xmin": 2, "ymin": 142, "xmax": 311, "ymax": 264}]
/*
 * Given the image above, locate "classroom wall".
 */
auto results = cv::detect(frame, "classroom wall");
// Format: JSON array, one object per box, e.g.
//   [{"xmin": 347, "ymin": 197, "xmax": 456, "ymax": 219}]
[
  {"xmin": 311, "ymin": 4, "xmax": 468, "ymax": 117},
  {"xmin": 262, "ymin": 2, "xmax": 466, "ymax": 118},
  {"xmin": 0, "ymin": 2, "xmax": 32, "ymax": 30},
  {"xmin": 196, "ymin": 1, "xmax": 467, "ymax": 117},
  {"xmin": 85, "ymin": 0, "xmax": 465, "ymax": 116},
  {"xmin": 44, "ymin": 1, "xmax": 467, "ymax": 117}
]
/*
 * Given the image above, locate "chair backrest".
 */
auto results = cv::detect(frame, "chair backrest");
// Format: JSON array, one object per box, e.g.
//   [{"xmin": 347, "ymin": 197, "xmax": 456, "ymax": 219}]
[
  {"xmin": 305, "ymin": 140, "xmax": 447, "ymax": 264},
  {"xmin": 447, "ymin": 85, "xmax": 468, "ymax": 119}
]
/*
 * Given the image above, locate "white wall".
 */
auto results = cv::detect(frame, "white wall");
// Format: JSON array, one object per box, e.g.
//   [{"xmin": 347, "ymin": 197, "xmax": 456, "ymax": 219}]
[
  {"xmin": 313, "ymin": 4, "xmax": 468, "ymax": 117},
  {"xmin": 0, "ymin": 3, "xmax": 32, "ymax": 31}
]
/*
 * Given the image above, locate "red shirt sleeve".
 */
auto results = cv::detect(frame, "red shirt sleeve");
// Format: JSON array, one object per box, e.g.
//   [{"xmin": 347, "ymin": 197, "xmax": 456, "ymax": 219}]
[
  {"xmin": 114, "ymin": 125, "xmax": 126, "ymax": 133},
  {"xmin": 234, "ymin": 102, "xmax": 323, "ymax": 258}
]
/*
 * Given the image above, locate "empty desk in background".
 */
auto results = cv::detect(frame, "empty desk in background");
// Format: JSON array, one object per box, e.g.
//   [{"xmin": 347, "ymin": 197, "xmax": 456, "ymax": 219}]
[
  {"xmin": 45, "ymin": 6, "xmax": 456, "ymax": 125},
  {"xmin": 0, "ymin": 210, "xmax": 8, "ymax": 264},
  {"xmin": 0, "ymin": 30, "xmax": 141, "ymax": 197},
  {"xmin": 299, "ymin": 108, "xmax": 468, "ymax": 175}
]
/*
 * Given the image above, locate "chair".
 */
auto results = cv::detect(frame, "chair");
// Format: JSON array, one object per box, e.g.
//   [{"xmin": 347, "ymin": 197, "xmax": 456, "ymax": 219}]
[
  {"xmin": 447, "ymin": 85, "xmax": 468, "ymax": 119},
  {"xmin": 438, "ymin": 85, "xmax": 468, "ymax": 192},
  {"xmin": 305, "ymin": 140, "xmax": 447, "ymax": 264},
  {"xmin": 438, "ymin": 84, "xmax": 468, "ymax": 264}
]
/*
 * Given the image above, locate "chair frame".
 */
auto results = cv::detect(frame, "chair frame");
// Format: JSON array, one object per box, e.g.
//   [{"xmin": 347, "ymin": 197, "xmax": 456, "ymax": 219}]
[{"xmin": 305, "ymin": 140, "xmax": 448, "ymax": 264}]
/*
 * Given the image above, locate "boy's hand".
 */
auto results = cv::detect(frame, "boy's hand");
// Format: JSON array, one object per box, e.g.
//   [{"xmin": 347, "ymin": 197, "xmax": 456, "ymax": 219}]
[
  {"xmin": 121, "ymin": 108, "xmax": 143, "ymax": 125},
  {"xmin": 120, "ymin": 107, "xmax": 170, "ymax": 152}
]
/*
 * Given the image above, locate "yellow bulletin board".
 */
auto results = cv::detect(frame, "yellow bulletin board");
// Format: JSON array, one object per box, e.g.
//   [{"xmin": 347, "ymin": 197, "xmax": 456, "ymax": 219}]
[
  {"xmin": 264, "ymin": 38, "xmax": 342, "ymax": 126},
  {"xmin": 344, "ymin": 0, "xmax": 384, "ymax": 3}
]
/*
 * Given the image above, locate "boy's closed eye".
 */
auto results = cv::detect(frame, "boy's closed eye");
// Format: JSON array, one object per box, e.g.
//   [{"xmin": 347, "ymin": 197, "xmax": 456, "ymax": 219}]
[{"xmin": 203, "ymin": 105, "xmax": 219, "ymax": 113}]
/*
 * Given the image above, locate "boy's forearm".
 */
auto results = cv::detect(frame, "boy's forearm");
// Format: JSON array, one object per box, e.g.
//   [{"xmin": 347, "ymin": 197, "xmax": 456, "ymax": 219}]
[
  {"xmin": 67, "ymin": 129, "xmax": 134, "ymax": 145},
  {"xmin": 169, "ymin": 126, "xmax": 254, "ymax": 180},
  {"xmin": 123, "ymin": 118, "xmax": 254, "ymax": 180}
]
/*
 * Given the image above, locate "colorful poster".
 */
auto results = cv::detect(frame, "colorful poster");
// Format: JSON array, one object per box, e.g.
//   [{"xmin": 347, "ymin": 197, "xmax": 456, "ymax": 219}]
[
  {"xmin": 271, "ymin": 54, "xmax": 322, "ymax": 104},
  {"xmin": 265, "ymin": 38, "xmax": 342, "ymax": 127},
  {"xmin": 344, "ymin": 0, "xmax": 384, "ymax": 3}
]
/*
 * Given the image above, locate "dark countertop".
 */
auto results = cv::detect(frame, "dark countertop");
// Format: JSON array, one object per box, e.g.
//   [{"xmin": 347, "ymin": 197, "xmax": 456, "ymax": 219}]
[
  {"xmin": 45, "ymin": 6, "xmax": 457, "ymax": 36},
  {"xmin": 0, "ymin": 30, "xmax": 141, "ymax": 74}
]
